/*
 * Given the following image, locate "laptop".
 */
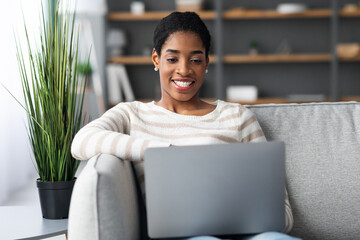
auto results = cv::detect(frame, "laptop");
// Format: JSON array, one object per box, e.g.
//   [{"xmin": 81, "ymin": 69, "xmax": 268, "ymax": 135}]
[{"xmin": 144, "ymin": 141, "xmax": 286, "ymax": 239}]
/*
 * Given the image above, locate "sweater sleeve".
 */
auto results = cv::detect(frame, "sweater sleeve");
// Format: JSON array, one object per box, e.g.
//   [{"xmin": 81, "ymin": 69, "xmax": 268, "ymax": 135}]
[
  {"xmin": 284, "ymin": 188, "xmax": 294, "ymax": 233},
  {"xmin": 240, "ymin": 108, "xmax": 267, "ymax": 143},
  {"xmin": 242, "ymin": 107, "xmax": 294, "ymax": 233},
  {"xmin": 71, "ymin": 103, "xmax": 170, "ymax": 161}
]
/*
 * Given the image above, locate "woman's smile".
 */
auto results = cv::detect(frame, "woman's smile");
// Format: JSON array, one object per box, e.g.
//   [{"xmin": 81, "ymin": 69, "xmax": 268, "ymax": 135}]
[{"xmin": 172, "ymin": 79, "xmax": 195, "ymax": 91}]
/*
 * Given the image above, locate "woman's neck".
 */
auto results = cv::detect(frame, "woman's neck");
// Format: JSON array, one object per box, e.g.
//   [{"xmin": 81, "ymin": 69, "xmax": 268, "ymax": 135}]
[{"xmin": 155, "ymin": 97, "xmax": 215, "ymax": 116}]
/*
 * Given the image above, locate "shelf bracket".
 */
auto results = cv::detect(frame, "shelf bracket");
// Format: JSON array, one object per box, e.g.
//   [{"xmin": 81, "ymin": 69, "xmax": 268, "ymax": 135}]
[
  {"xmin": 330, "ymin": 0, "xmax": 339, "ymax": 101},
  {"xmin": 214, "ymin": 0, "xmax": 224, "ymax": 99}
]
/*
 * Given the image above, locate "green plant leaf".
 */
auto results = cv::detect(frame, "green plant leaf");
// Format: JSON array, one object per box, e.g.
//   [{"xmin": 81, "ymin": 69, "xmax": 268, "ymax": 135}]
[{"xmin": 7, "ymin": 0, "xmax": 88, "ymax": 182}]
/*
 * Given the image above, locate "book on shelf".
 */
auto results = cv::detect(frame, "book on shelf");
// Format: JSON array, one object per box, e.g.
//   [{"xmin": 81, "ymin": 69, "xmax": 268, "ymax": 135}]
[{"xmin": 107, "ymin": 64, "xmax": 135, "ymax": 105}]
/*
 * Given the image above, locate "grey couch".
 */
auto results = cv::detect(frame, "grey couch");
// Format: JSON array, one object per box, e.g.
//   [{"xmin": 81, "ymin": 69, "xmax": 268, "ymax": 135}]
[{"xmin": 68, "ymin": 102, "xmax": 360, "ymax": 240}]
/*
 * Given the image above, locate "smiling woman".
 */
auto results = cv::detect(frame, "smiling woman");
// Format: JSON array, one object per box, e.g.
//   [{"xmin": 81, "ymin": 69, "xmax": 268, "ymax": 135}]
[{"xmin": 71, "ymin": 11, "xmax": 297, "ymax": 240}]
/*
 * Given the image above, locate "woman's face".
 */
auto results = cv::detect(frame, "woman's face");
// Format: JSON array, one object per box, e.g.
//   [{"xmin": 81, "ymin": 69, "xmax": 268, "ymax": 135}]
[{"xmin": 152, "ymin": 31, "xmax": 209, "ymax": 103}]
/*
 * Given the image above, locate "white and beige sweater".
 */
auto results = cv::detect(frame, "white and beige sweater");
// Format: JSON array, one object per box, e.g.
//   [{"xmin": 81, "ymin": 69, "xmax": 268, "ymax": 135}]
[{"xmin": 71, "ymin": 100, "xmax": 293, "ymax": 233}]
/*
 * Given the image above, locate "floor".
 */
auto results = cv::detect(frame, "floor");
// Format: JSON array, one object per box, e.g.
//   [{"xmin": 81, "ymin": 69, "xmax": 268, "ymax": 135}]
[{"xmin": 2, "ymin": 161, "xmax": 88, "ymax": 240}]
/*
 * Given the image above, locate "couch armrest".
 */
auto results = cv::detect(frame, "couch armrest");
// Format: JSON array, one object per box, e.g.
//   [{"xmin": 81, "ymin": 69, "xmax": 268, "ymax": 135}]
[{"xmin": 68, "ymin": 154, "xmax": 140, "ymax": 240}]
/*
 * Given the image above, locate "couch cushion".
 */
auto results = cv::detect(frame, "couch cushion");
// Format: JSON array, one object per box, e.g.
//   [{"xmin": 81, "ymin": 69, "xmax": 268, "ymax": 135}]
[
  {"xmin": 68, "ymin": 156, "xmax": 99, "ymax": 240},
  {"xmin": 69, "ymin": 154, "xmax": 141, "ymax": 240},
  {"xmin": 248, "ymin": 102, "xmax": 360, "ymax": 240}
]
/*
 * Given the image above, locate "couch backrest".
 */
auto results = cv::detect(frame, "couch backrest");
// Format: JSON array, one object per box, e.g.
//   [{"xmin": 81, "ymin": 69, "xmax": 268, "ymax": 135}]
[{"xmin": 248, "ymin": 102, "xmax": 360, "ymax": 240}]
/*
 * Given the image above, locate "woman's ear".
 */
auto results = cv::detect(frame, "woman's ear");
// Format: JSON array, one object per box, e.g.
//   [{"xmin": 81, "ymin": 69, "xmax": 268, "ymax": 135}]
[
  {"xmin": 205, "ymin": 56, "xmax": 209, "ymax": 69},
  {"xmin": 204, "ymin": 56, "xmax": 209, "ymax": 72},
  {"xmin": 152, "ymin": 48, "xmax": 160, "ymax": 70}
]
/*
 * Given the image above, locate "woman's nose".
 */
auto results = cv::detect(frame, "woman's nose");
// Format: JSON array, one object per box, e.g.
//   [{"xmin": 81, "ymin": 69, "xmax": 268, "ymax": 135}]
[{"xmin": 176, "ymin": 60, "xmax": 191, "ymax": 76}]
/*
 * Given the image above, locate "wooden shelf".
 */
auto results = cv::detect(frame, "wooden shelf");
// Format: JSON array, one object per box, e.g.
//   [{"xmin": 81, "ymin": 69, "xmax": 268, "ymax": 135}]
[
  {"xmin": 108, "ymin": 55, "xmax": 216, "ymax": 65},
  {"xmin": 223, "ymin": 9, "xmax": 331, "ymax": 19},
  {"xmin": 109, "ymin": 56, "xmax": 153, "ymax": 64},
  {"xmin": 339, "ymin": 9, "xmax": 360, "ymax": 17},
  {"xmin": 223, "ymin": 8, "xmax": 360, "ymax": 19},
  {"xmin": 224, "ymin": 54, "xmax": 332, "ymax": 63},
  {"xmin": 108, "ymin": 9, "xmax": 329, "ymax": 21},
  {"xmin": 108, "ymin": 11, "xmax": 215, "ymax": 21},
  {"xmin": 108, "ymin": 8, "xmax": 360, "ymax": 21},
  {"xmin": 108, "ymin": 54, "xmax": 360, "ymax": 64},
  {"xmin": 340, "ymin": 96, "xmax": 360, "ymax": 102}
]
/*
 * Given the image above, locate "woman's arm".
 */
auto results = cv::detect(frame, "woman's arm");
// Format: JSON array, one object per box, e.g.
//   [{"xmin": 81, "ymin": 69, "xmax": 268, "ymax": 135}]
[
  {"xmin": 240, "ymin": 108, "xmax": 267, "ymax": 143},
  {"xmin": 71, "ymin": 103, "xmax": 170, "ymax": 161},
  {"xmin": 284, "ymin": 189, "xmax": 294, "ymax": 233}
]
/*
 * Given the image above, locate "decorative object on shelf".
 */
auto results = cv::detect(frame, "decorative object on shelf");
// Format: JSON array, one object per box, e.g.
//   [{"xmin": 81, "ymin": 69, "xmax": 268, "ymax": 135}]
[
  {"xmin": 337, "ymin": 43, "xmax": 360, "ymax": 58},
  {"xmin": 249, "ymin": 40, "xmax": 259, "ymax": 55},
  {"xmin": 143, "ymin": 44, "xmax": 153, "ymax": 56},
  {"xmin": 107, "ymin": 64, "xmax": 135, "ymax": 104},
  {"xmin": 5, "ymin": 0, "xmax": 88, "ymax": 219},
  {"xmin": 342, "ymin": 4, "xmax": 359, "ymax": 12},
  {"xmin": 107, "ymin": 29, "xmax": 127, "ymax": 57},
  {"xmin": 226, "ymin": 86, "xmax": 258, "ymax": 102},
  {"xmin": 130, "ymin": 0, "xmax": 145, "ymax": 15},
  {"xmin": 275, "ymin": 39, "xmax": 292, "ymax": 55},
  {"xmin": 175, "ymin": 0, "xmax": 204, "ymax": 12},
  {"xmin": 276, "ymin": 3, "xmax": 308, "ymax": 14}
]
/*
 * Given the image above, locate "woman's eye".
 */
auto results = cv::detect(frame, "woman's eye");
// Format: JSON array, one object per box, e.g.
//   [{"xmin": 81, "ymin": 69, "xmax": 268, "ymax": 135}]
[
  {"xmin": 191, "ymin": 59, "xmax": 202, "ymax": 63},
  {"xmin": 166, "ymin": 58, "xmax": 177, "ymax": 63}
]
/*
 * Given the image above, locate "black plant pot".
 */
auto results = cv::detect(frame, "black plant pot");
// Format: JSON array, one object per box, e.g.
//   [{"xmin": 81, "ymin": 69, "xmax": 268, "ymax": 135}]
[{"xmin": 36, "ymin": 178, "xmax": 76, "ymax": 219}]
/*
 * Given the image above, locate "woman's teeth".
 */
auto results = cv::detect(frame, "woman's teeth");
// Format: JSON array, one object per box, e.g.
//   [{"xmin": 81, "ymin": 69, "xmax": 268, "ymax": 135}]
[{"xmin": 173, "ymin": 80, "xmax": 193, "ymax": 87}]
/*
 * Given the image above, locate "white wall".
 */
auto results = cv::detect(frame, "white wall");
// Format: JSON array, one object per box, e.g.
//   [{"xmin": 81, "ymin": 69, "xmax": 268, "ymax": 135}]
[{"xmin": 0, "ymin": 0, "xmax": 42, "ymax": 204}]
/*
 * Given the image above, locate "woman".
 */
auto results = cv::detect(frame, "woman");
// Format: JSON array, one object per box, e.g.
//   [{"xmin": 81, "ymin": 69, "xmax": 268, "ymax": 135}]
[{"xmin": 71, "ymin": 11, "xmax": 299, "ymax": 240}]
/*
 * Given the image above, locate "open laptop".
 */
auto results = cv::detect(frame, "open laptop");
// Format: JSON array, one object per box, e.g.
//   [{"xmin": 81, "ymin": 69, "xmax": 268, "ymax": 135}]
[{"xmin": 144, "ymin": 141, "xmax": 286, "ymax": 239}]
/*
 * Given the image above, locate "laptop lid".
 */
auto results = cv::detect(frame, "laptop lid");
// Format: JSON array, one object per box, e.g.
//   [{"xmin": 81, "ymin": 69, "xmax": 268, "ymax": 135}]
[{"xmin": 144, "ymin": 141, "xmax": 286, "ymax": 239}]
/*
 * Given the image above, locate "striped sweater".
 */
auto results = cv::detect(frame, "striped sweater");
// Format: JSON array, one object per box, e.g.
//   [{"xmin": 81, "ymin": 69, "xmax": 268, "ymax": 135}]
[{"xmin": 71, "ymin": 100, "xmax": 293, "ymax": 233}]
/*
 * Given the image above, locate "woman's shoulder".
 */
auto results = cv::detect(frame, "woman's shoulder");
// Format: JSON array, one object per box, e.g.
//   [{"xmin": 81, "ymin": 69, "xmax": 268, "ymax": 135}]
[
  {"xmin": 216, "ymin": 100, "xmax": 252, "ymax": 114},
  {"xmin": 110, "ymin": 100, "xmax": 154, "ymax": 112}
]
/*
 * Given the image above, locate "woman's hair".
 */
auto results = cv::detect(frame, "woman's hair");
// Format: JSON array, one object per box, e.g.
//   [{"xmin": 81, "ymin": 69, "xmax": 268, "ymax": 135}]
[{"xmin": 153, "ymin": 11, "xmax": 211, "ymax": 57}]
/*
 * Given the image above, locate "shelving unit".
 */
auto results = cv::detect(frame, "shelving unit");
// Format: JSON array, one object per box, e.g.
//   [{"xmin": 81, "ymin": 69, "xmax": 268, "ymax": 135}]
[
  {"xmin": 224, "ymin": 54, "xmax": 331, "ymax": 63},
  {"xmin": 107, "ymin": 8, "xmax": 360, "ymax": 20},
  {"xmin": 109, "ymin": 55, "xmax": 216, "ymax": 64},
  {"xmin": 107, "ymin": 0, "xmax": 360, "ymax": 103},
  {"xmin": 109, "ymin": 54, "xmax": 360, "ymax": 65},
  {"xmin": 108, "ymin": 11, "xmax": 216, "ymax": 20},
  {"xmin": 223, "ymin": 9, "xmax": 332, "ymax": 19}
]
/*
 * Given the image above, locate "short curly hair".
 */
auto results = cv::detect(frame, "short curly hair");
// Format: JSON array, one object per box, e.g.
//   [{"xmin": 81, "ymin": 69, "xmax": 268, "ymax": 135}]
[{"xmin": 153, "ymin": 11, "xmax": 211, "ymax": 57}]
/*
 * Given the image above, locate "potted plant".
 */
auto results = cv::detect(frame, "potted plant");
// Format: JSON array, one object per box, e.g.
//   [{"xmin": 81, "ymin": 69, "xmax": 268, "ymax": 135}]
[{"xmin": 13, "ymin": 0, "xmax": 87, "ymax": 219}]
